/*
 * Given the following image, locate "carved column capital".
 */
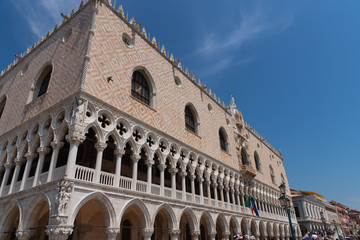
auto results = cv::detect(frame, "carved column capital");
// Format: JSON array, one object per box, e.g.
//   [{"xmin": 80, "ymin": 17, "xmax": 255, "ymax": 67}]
[
  {"xmin": 191, "ymin": 230, "xmax": 200, "ymax": 236},
  {"xmin": 169, "ymin": 167, "xmax": 178, "ymax": 174},
  {"xmin": 38, "ymin": 146, "xmax": 50, "ymax": 155},
  {"xmin": 51, "ymin": 141, "xmax": 64, "ymax": 150},
  {"xmin": 14, "ymin": 157, "xmax": 25, "ymax": 165},
  {"xmin": 16, "ymin": 230, "xmax": 35, "ymax": 240},
  {"xmin": 105, "ymin": 228, "xmax": 120, "ymax": 238},
  {"xmin": 142, "ymin": 228, "xmax": 154, "ymax": 238},
  {"xmin": 180, "ymin": 171, "xmax": 187, "ymax": 177},
  {"xmin": 114, "ymin": 149, "xmax": 125, "ymax": 156},
  {"xmin": 3, "ymin": 161, "xmax": 12, "ymax": 169},
  {"xmin": 145, "ymin": 160, "xmax": 154, "ymax": 167},
  {"xmin": 158, "ymin": 163, "xmax": 167, "ymax": 171},
  {"xmin": 169, "ymin": 229, "xmax": 181, "ymax": 237},
  {"xmin": 65, "ymin": 134, "xmax": 85, "ymax": 145},
  {"xmin": 95, "ymin": 142, "xmax": 107, "ymax": 151},
  {"xmin": 131, "ymin": 154, "xmax": 141, "ymax": 162},
  {"xmin": 188, "ymin": 173, "xmax": 196, "ymax": 181},
  {"xmin": 46, "ymin": 226, "xmax": 73, "ymax": 240},
  {"xmin": 25, "ymin": 152, "xmax": 37, "ymax": 161}
]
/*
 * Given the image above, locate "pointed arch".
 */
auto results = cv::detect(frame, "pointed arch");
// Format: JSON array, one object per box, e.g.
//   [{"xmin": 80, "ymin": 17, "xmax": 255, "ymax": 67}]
[
  {"xmin": 199, "ymin": 210, "xmax": 215, "ymax": 233},
  {"xmin": 119, "ymin": 198, "xmax": 151, "ymax": 229},
  {"xmin": 29, "ymin": 63, "xmax": 53, "ymax": 101},
  {"xmin": 152, "ymin": 203, "xmax": 178, "ymax": 230},
  {"xmin": 69, "ymin": 191, "xmax": 116, "ymax": 227},
  {"xmin": 0, "ymin": 200, "xmax": 21, "ymax": 233},
  {"xmin": 22, "ymin": 192, "xmax": 51, "ymax": 230},
  {"xmin": 216, "ymin": 213, "xmax": 229, "ymax": 233},
  {"xmin": 229, "ymin": 216, "xmax": 240, "ymax": 236},
  {"xmin": 184, "ymin": 103, "xmax": 200, "ymax": 135},
  {"xmin": 83, "ymin": 124, "xmax": 104, "ymax": 143},
  {"xmin": 219, "ymin": 127, "xmax": 229, "ymax": 153},
  {"xmin": 179, "ymin": 207, "xmax": 198, "ymax": 232},
  {"xmin": 131, "ymin": 66, "xmax": 157, "ymax": 108},
  {"xmin": 241, "ymin": 218, "xmax": 250, "ymax": 235},
  {"xmin": 254, "ymin": 151, "xmax": 261, "ymax": 171},
  {"xmin": 0, "ymin": 95, "xmax": 6, "ymax": 120}
]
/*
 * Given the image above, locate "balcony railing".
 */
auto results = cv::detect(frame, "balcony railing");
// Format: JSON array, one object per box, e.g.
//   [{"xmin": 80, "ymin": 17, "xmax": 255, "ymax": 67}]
[{"xmin": 240, "ymin": 164, "xmax": 256, "ymax": 178}]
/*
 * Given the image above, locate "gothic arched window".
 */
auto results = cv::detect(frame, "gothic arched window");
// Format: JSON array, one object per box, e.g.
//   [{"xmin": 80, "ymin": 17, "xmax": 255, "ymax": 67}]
[
  {"xmin": 34, "ymin": 65, "xmax": 52, "ymax": 100},
  {"xmin": 241, "ymin": 148, "xmax": 248, "ymax": 165},
  {"xmin": 0, "ymin": 96, "xmax": 6, "ymax": 120},
  {"xmin": 131, "ymin": 70, "xmax": 150, "ymax": 105},
  {"xmin": 254, "ymin": 151, "xmax": 261, "ymax": 171},
  {"xmin": 219, "ymin": 128, "xmax": 228, "ymax": 152},
  {"xmin": 270, "ymin": 165, "xmax": 276, "ymax": 184},
  {"xmin": 185, "ymin": 105, "xmax": 196, "ymax": 133}
]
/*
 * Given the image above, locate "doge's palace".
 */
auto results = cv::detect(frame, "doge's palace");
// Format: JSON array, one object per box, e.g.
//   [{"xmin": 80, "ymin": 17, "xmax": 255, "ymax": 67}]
[{"xmin": 0, "ymin": 1, "xmax": 301, "ymax": 240}]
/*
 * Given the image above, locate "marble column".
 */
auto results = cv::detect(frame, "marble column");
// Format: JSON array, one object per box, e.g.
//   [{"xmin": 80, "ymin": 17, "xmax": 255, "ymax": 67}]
[
  {"xmin": 46, "ymin": 141, "xmax": 64, "ymax": 182},
  {"xmin": 189, "ymin": 173, "xmax": 195, "ymax": 201},
  {"xmin": 32, "ymin": 146, "xmax": 50, "ymax": 187},
  {"xmin": 159, "ymin": 163, "xmax": 167, "ymax": 196},
  {"xmin": 8, "ymin": 157, "xmax": 24, "ymax": 194},
  {"xmin": 94, "ymin": 142, "xmax": 107, "ymax": 183},
  {"xmin": 0, "ymin": 162, "xmax": 11, "ymax": 196},
  {"xmin": 169, "ymin": 167, "xmax": 178, "ymax": 198},
  {"xmin": 114, "ymin": 149, "xmax": 125, "ymax": 187},
  {"xmin": 131, "ymin": 154, "xmax": 141, "ymax": 190},
  {"xmin": 19, "ymin": 153, "xmax": 37, "ymax": 190},
  {"xmin": 198, "ymin": 176, "xmax": 204, "ymax": 204},
  {"xmin": 181, "ymin": 171, "xmax": 187, "ymax": 200},
  {"xmin": 64, "ymin": 134, "xmax": 85, "ymax": 179},
  {"xmin": 145, "ymin": 159, "xmax": 154, "ymax": 193}
]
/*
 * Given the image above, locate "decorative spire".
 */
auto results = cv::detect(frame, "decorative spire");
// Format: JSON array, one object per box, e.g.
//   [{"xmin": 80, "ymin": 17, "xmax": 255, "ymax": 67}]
[
  {"xmin": 129, "ymin": 17, "xmax": 136, "ymax": 25},
  {"xmin": 117, "ymin": 5, "xmax": 124, "ymax": 17},
  {"xmin": 229, "ymin": 94, "xmax": 238, "ymax": 114},
  {"xmin": 151, "ymin": 36, "xmax": 156, "ymax": 45},
  {"xmin": 141, "ymin": 27, "xmax": 147, "ymax": 37},
  {"xmin": 170, "ymin": 53, "xmax": 174, "ymax": 62},
  {"xmin": 161, "ymin": 45, "xmax": 166, "ymax": 55}
]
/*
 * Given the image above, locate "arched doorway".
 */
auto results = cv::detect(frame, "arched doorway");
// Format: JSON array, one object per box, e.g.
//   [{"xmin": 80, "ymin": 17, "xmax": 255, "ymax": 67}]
[
  {"xmin": 71, "ymin": 199, "xmax": 108, "ymax": 240},
  {"xmin": 25, "ymin": 198, "xmax": 49, "ymax": 240},
  {"xmin": 215, "ymin": 214, "xmax": 228, "ymax": 240},
  {"xmin": 0, "ymin": 203, "xmax": 20, "ymax": 240},
  {"xmin": 230, "ymin": 217, "xmax": 239, "ymax": 238},
  {"xmin": 152, "ymin": 205, "xmax": 176, "ymax": 240},
  {"xmin": 120, "ymin": 200, "xmax": 150, "ymax": 240},
  {"xmin": 241, "ymin": 218, "xmax": 249, "ymax": 236},
  {"xmin": 200, "ymin": 212, "xmax": 214, "ymax": 240},
  {"xmin": 179, "ymin": 209, "xmax": 197, "ymax": 240}
]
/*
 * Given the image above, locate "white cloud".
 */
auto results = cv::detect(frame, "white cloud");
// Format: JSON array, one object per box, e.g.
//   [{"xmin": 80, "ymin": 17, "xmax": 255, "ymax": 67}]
[
  {"xmin": 12, "ymin": 0, "xmax": 78, "ymax": 38},
  {"xmin": 197, "ymin": 3, "xmax": 294, "ymax": 56},
  {"xmin": 192, "ymin": 2, "xmax": 293, "ymax": 79}
]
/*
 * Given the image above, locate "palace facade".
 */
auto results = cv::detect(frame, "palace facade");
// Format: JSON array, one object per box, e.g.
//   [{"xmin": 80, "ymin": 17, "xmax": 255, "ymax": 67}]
[{"xmin": 0, "ymin": 1, "xmax": 301, "ymax": 239}]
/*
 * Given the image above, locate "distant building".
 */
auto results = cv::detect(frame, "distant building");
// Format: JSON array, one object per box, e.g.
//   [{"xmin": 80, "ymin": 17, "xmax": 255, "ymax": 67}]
[
  {"xmin": 349, "ymin": 210, "xmax": 360, "ymax": 237},
  {"xmin": 330, "ymin": 201, "xmax": 351, "ymax": 237},
  {"xmin": 291, "ymin": 190, "xmax": 342, "ymax": 238}
]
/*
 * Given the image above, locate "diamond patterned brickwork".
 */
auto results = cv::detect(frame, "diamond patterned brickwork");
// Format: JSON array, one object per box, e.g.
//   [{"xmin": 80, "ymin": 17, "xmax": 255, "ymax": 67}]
[
  {"xmin": 84, "ymin": 5, "xmax": 238, "ymax": 169},
  {"xmin": 0, "ymin": 4, "xmax": 94, "ymax": 135}
]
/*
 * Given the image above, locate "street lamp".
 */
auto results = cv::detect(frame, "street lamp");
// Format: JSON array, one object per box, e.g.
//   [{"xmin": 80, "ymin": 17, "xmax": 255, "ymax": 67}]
[
  {"xmin": 320, "ymin": 211, "xmax": 327, "ymax": 236},
  {"xmin": 278, "ymin": 182, "xmax": 296, "ymax": 240}
]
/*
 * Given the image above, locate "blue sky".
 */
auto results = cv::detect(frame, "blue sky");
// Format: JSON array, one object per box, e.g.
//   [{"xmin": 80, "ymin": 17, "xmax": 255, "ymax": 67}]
[{"xmin": 1, "ymin": 0, "xmax": 359, "ymax": 210}]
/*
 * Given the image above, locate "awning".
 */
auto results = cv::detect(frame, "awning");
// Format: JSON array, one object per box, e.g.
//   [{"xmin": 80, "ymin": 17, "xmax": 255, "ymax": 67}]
[{"xmin": 300, "ymin": 191, "xmax": 324, "ymax": 198}]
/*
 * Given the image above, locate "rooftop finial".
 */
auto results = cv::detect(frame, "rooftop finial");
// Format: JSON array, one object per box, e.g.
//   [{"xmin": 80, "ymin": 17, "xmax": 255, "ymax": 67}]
[{"xmin": 229, "ymin": 94, "xmax": 238, "ymax": 114}]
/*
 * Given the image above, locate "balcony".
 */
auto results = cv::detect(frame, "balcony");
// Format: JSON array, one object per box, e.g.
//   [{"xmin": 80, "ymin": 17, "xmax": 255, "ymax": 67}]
[{"xmin": 240, "ymin": 164, "xmax": 256, "ymax": 178}]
